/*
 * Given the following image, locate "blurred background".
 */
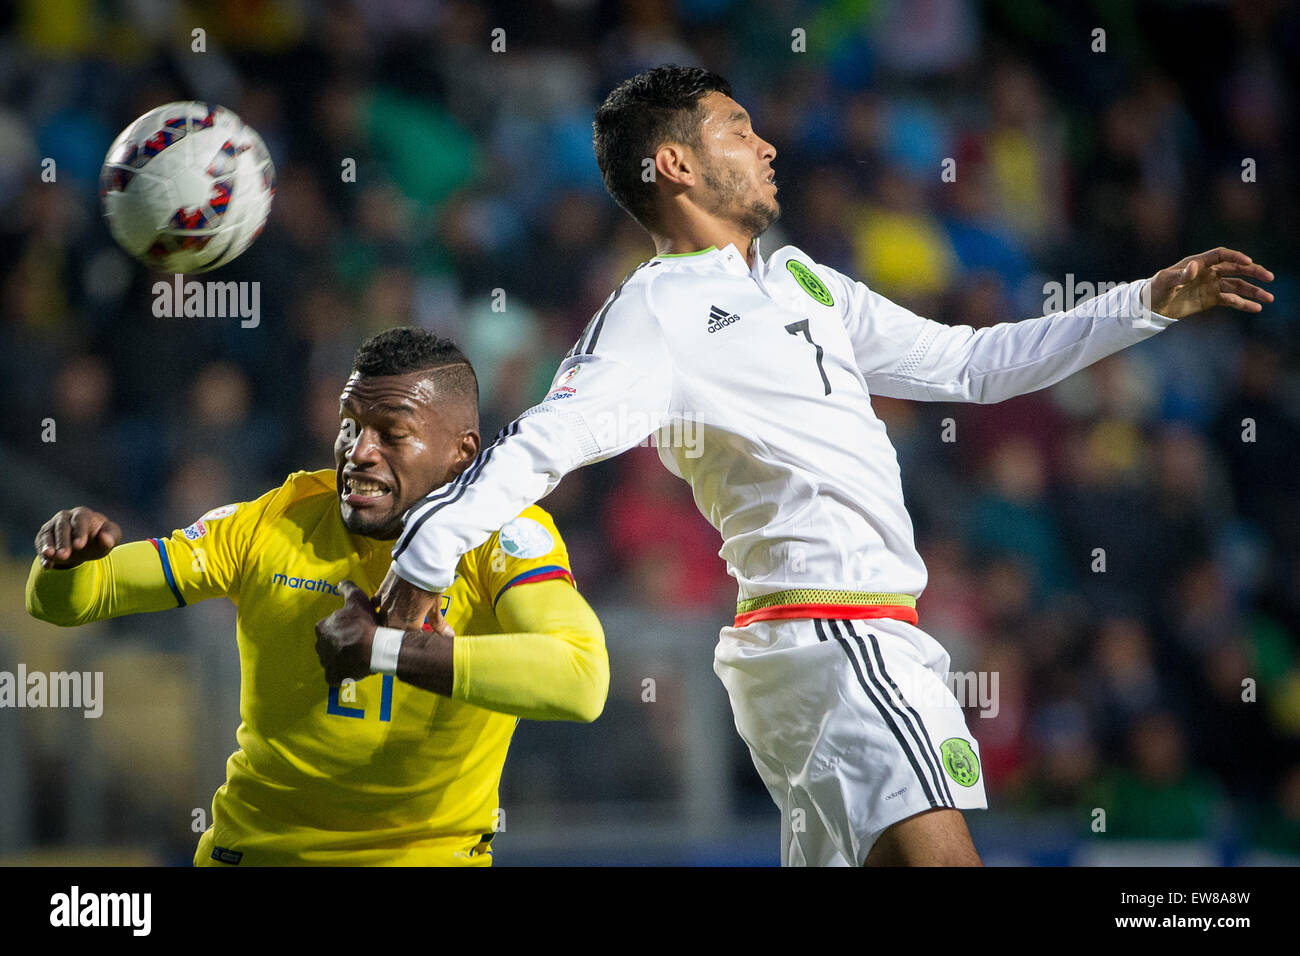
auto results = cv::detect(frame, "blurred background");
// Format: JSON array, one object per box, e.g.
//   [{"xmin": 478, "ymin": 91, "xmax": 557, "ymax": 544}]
[{"xmin": 1, "ymin": 0, "xmax": 1298, "ymax": 866}]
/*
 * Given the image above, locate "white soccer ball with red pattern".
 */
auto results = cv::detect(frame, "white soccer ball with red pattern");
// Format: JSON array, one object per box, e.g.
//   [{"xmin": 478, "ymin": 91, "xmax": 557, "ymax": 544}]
[{"xmin": 100, "ymin": 101, "xmax": 275, "ymax": 274}]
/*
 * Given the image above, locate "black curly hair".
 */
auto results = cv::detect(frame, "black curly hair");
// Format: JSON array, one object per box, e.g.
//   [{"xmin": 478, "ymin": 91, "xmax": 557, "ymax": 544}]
[
  {"xmin": 351, "ymin": 327, "xmax": 478, "ymax": 409},
  {"xmin": 594, "ymin": 65, "xmax": 733, "ymax": 229}
]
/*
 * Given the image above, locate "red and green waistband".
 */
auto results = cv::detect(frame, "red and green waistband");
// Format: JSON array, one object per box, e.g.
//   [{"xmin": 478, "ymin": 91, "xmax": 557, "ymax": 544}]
[{"xmin": 734, "ymin": 588, "xmax": 918, "ymax": 627}]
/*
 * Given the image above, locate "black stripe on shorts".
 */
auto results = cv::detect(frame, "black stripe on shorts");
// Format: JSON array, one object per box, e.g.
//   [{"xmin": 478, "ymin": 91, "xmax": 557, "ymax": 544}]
[
  {"xmin": 846, "ymin": 620, "xmax": 955, "ymax": 807},
  {"xmin": 830, "ymin": 619, "xmax": 952, "ymax": 809},
  {"xmin": 814, "ymin": 618, "xmax": 943, "ymax": 810}
]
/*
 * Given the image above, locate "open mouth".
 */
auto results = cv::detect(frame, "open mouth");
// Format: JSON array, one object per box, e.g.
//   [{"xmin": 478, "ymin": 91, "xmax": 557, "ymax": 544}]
[{"xmin": 342, "ymin": 473, "xmax": 392, "ymax": 505}]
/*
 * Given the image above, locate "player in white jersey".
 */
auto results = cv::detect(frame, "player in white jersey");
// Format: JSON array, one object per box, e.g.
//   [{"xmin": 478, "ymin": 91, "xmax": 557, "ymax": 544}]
[{"xmin": 326, "ymin": 67, "xmax": 1274, "ymax": 865}]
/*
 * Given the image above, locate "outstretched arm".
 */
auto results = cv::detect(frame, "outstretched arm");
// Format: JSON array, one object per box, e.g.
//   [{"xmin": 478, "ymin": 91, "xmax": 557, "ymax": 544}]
[
  {"xmin": 374, "ymin": 274, "xmax": 674, "ymax": 627},
  {"xmin": 824, "ymin": 247, "xmax": 1272, "ymax": 404},
  {"xmin": 28, "ymin": 487, "xmax": 277, "ymax": 625},
  {"xmin": 27, "ymin": 507, "xmax": 183, "ymax": 625}
]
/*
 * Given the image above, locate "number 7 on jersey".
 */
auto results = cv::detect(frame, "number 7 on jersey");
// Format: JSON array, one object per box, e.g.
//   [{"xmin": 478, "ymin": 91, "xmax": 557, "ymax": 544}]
[{"xmin": 784, "ymin": 319, "xmax": 832, "ymax": 395}]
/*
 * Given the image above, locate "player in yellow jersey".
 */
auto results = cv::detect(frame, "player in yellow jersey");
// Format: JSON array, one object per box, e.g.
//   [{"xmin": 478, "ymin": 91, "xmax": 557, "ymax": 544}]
[{"xmin": 25, "ymin": 327, "xmax": 608, "ymax": 866}]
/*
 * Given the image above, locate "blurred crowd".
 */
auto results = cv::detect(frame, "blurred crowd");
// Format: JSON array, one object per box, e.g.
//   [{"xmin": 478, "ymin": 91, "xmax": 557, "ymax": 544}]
[{"xmin": 1, "ymin": 0, "xmax": 1298, "ymax": 860}]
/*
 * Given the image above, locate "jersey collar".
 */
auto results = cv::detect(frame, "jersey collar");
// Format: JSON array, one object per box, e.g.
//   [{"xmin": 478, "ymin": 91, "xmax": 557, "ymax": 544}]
[{"xmin": 653, "ymin": 237, "xmax": 763, "ymax": 278}]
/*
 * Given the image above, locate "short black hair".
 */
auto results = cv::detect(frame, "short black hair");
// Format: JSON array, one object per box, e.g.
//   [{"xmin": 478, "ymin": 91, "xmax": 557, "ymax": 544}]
[
  {"xmin": 593, "ymin": 65, "xmax": 733, "ymax": 229},
  {"xmin": 352, "ymin": 327, "xmax": 479, "ymax": 409}
]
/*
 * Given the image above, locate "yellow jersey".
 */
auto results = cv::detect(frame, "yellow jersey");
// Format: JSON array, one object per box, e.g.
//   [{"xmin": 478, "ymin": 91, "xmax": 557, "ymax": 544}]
[{"xmin": 26, "ymin": 469, "xmax": 604, "ymax": 866}]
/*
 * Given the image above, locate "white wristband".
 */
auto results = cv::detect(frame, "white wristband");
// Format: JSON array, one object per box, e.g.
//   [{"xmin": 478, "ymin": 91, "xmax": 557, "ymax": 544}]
[{"xmin": 370, "ymin": 626, "xmax": 405, "ymax": 675}]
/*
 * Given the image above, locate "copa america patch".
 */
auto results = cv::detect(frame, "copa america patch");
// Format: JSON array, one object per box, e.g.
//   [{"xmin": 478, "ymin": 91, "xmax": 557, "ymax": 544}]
[
  {"xmin": 201, "ymin": 504, "xmax": 239, "ymax": 521},
  {"xmin": 544, "ymin": 364, "xmax": 582, "ymax": 402},
  {"xmin": 498, "ymin": 516, "xmax": 553, "ymax": 559},
  {"xmin": 552, "ymin": 364, "xmax": 582, "ymax": 388}
]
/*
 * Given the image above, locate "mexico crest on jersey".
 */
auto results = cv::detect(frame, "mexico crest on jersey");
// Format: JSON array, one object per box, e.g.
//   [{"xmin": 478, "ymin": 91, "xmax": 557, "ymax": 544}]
[{"xmin": 787, "ymin": 260, "xmax": 834, "ymax": 307}]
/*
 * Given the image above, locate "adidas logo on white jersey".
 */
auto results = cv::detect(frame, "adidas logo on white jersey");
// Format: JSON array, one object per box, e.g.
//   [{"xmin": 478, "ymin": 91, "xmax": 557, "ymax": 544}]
[{"xmin": 707, "ymin": 305, "xmax": 741, "ymax": 333}]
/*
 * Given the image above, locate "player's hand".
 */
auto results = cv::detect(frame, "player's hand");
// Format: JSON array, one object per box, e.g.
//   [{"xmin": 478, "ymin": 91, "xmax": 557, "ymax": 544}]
[
  {"xmin": 34, "ymin": 507, "xmax": 122, "ymax": 569},
  {"xmin": 1148, "ymin": 247, "xmax": 1273, "ymax": 320},
  {"xmin": 314, "ymin": 580, "xmax": 379, "ymax": 685},
  {"xmin": 375, "ymin": 567, "xmax": 449, "ymax": 636}
]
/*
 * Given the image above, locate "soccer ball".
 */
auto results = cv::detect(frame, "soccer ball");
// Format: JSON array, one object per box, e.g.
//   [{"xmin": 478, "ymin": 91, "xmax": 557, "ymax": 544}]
[{"xmin": 99, "ymin": 101, "xmax": 275, "ymax": 274}]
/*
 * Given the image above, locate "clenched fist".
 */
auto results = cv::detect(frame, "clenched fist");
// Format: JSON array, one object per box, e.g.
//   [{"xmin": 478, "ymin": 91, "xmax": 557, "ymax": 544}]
[
  {"xmin": 314, "ymin": 580, "xmax": 381, "ymax": 685},
  {"xmin": 35, "ymin": 507, "xmax": 122, "ymax": 569}
]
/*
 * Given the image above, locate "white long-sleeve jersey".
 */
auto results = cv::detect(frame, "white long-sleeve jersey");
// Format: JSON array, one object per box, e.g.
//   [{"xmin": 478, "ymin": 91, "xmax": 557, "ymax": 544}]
[{"xmin": 393, "ymin": 241, "xmax": 1176, "ymax": 607}]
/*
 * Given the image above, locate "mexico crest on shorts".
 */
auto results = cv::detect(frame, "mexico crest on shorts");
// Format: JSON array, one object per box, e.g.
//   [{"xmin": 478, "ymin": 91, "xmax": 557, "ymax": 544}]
[{"xmin": 940, "ymin": 737, "xmax": 980, "ymax": 787}]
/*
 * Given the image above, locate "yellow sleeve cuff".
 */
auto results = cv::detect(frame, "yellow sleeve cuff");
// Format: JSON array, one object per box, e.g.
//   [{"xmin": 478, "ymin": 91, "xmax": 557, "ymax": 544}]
[
  {"xmin": 450, "ymin": 579, "xmax": 608, "ymax": 722},
  {"xmin": 25, "ymin": 540, "xmax": 181, "ymax": 627}
]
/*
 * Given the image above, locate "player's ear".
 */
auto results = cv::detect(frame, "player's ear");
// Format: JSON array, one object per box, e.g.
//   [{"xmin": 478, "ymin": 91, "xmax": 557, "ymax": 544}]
[
  {"xmin": 655, "ymin": 142, "xmax": 694, "ymax": 187},
  {"xmin": 451, "ymin": 429, "xmax": 480, "ymax": 476}
]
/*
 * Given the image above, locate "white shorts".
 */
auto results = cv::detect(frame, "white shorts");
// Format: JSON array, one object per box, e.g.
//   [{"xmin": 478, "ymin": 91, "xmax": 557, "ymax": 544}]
[{"xmin": 714, "ymin": 615, "xmax": 987, "ymax": 866}]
